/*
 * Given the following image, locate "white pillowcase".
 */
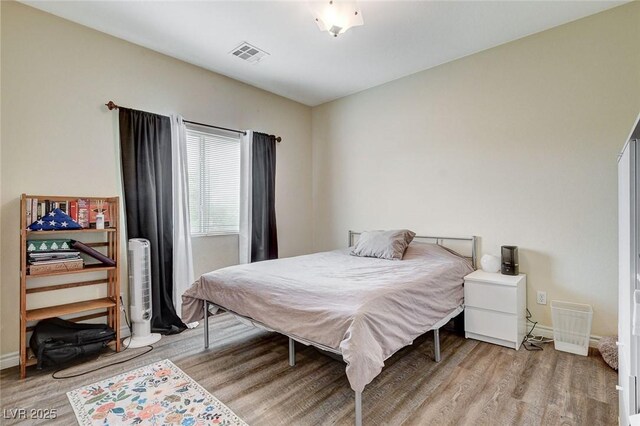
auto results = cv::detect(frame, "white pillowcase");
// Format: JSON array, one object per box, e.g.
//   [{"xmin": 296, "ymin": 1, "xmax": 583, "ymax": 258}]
[{"xmin": 351, "ymin": 229, "xmax": 416, "ymax": 260}]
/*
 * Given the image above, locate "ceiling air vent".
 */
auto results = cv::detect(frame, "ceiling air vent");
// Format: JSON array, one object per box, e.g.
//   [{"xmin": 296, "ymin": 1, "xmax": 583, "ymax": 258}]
[{"xmin": 230, "ymin": 42, "xmax": 269, "ymax": 64}]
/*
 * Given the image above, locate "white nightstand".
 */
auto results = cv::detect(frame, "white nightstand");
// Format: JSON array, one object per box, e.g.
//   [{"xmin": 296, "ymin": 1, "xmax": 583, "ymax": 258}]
[{"xmin": 464, "ymin": 270, "xmax": 527, "ymax": 350}]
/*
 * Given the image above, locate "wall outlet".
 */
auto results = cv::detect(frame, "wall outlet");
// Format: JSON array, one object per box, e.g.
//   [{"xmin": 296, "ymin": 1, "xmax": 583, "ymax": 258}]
[{"xmin": 536, "ymin": 291, "xmax": 547, "ymax": 305}]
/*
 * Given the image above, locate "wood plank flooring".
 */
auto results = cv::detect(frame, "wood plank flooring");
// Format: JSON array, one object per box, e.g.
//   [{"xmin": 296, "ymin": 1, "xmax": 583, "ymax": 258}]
[{"xmin": 0, "ymin": 313, "xmax": 618, "ymax": 425}]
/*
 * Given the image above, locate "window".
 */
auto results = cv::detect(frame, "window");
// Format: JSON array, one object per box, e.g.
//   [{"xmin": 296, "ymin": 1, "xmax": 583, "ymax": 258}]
[{"xmin": 186, "ymin": 127, "xmax": 241, "ymax": 235}]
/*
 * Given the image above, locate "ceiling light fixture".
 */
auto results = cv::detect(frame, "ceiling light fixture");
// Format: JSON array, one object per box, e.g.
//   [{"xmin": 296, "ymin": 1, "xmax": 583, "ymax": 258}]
[{"xmin": 311, "ymin": 1, "xmax": 363, "ymax": 38}]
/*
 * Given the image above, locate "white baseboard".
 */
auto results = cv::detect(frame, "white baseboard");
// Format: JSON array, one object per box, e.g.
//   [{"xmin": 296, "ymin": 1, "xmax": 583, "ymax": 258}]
[
  {"xmin": 533, "ymin": 324, "xmax": 601, "ymax": 348},
  {"xmin": 1, "ymin": 325, "xmax": 131, "ymax": 371},
  {"xmin": 0, "ymin": 352, "xmax": 20, "ymax": 370}
]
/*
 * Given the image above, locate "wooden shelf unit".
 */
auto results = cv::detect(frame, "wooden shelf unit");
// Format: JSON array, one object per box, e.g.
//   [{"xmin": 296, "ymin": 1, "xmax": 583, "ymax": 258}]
[{"xmin": 19, "ymin": 194, "xmax": 121, "ymax": 379}]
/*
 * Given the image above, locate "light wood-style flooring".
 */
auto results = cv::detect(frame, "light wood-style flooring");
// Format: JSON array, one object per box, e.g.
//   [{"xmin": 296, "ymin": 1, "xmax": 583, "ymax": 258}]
[{"xmin": 0, "ymin": 313, "xmax": 618, "ymax": 425}]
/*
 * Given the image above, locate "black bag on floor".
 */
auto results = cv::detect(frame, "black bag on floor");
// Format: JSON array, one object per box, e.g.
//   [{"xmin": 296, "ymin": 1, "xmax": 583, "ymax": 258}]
[{"xmin": 29, "ymin": 317, "xmax": 116, "ymax": 369}]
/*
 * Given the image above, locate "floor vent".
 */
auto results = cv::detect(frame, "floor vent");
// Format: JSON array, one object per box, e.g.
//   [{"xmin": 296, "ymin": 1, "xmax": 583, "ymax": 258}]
[{"xmin": 230, "ymin": 42, "xmax": 269, "ymax": 63}]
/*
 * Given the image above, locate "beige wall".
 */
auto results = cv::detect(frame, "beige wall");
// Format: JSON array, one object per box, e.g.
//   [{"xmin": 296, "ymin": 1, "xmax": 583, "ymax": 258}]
[
  {"xmin": 312, "ymin": 2, "xmax": 640, "ymax": 337},
  {"xmin": 0, "ymin": 2, "xmax": 312, "ymax": 359}
]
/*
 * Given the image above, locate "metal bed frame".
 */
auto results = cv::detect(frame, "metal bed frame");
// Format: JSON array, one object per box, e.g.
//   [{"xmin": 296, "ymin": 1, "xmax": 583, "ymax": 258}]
[{"xmin": 203, "ymin": 231, "xmax": 477, "ymax": 426}]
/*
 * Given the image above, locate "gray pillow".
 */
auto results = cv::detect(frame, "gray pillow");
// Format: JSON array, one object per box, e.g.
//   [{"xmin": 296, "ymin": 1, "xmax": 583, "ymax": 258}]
[{"xmin": 351, "ymin": 229, "xmax": 416, "ymax": 260}]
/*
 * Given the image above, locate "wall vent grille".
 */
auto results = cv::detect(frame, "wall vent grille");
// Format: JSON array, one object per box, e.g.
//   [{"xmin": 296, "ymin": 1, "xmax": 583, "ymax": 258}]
[{"xmin": 230, "ymin": 42, "xmax": 269, "ymax": 63}]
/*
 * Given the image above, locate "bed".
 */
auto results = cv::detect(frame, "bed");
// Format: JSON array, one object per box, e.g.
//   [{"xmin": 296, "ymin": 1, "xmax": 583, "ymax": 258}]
[{"xmin": 181, "ymin": 232, "xmax": 476, "ymax": 425}]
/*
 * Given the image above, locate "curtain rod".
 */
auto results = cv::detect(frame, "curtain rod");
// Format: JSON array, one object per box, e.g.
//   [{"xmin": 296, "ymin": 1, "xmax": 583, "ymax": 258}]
[{"xmin": 105, "ymin": 101, "xmax": 282, "ymax": 143}]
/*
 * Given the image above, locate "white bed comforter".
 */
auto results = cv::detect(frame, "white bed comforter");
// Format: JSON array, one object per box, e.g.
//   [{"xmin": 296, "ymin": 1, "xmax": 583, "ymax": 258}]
[{"xmin": 181, "ymin": 242, "xmax": 473, "ymax": 392}]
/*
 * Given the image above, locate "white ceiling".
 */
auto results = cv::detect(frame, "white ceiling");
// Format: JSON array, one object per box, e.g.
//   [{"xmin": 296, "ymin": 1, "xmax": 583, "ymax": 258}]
[{"xmin": 22, "ymin": 1, "xmax": 626, "ymax": 106}]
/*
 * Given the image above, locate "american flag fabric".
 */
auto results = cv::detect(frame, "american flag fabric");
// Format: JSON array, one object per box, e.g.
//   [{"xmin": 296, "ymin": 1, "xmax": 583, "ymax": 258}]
[{"xmin": 28, "ymin": 208, "xmax": 82, "ymax": 231}]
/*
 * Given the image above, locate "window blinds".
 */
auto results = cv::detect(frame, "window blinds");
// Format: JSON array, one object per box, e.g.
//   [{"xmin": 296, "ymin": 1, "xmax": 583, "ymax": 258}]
[{"xmin": 185, "ymin": 128, "xmax": 241, "ymax": 235}]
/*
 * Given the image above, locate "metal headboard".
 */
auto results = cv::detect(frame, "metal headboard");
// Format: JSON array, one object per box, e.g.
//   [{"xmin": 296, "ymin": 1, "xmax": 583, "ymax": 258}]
[{"xmin": 348, "ymin": 230, "xmax": 478, "ymax": 269}]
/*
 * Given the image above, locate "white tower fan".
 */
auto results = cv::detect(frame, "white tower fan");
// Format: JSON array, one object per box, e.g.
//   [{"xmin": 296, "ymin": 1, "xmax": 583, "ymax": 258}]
[{"xmin": 123, "ymin": 238, "xmax": 161, "ymax": 348}]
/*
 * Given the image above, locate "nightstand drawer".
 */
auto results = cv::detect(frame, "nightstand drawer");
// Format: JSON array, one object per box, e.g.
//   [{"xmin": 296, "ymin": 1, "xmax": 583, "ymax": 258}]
[
  {"xmin": 465, "ymin": 280, "xmax": 517, "ymax": 314},
  {"xmin": 465, "ymin": 307, "xmax": 517, "ymax": 342}
]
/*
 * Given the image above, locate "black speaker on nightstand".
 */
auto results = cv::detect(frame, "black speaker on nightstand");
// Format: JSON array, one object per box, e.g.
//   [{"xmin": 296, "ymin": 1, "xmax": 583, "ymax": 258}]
[{"xmin": 501, "ymin": 246, "xmax": 519, "ymax": 275}]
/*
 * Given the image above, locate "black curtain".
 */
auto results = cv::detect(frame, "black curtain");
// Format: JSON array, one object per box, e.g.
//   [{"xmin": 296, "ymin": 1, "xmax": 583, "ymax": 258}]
[
  {"xmin": 251, "ymin": 132, "xmax": 278, "ymax": 262},
  {"xmin": 119, "ymin": 108, "xmax": 185, "ymax": 334}
]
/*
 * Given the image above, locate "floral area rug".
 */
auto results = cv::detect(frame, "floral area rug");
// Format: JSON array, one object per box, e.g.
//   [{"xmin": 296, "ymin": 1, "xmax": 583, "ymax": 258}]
[{"xmin": 67, "ymin": 359, "xmax": 247, "ymax": 426}]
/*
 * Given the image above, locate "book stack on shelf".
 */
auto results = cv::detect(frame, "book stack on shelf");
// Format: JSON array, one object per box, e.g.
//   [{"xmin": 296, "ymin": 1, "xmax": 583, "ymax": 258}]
[
  {"xmin": 28, "ymin": 249, "xmax": 83, "ymax": 275},
  {"xmin": 24, "ymin": 197, "xmax": 110, "ymax": 229}
]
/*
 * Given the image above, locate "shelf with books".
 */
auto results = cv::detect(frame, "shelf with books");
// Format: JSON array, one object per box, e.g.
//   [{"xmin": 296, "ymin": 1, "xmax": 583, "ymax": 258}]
[
  {"xmin": 19, "ymin": 194, "xmax": 121, "ymax": 379},
  {"xmin": 24, "ymin": 195, "xmax": 115, "ymax": 231},
  {"xmin": 26, "ymin": 228, "xmax": 117, "ymax": 235}
]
